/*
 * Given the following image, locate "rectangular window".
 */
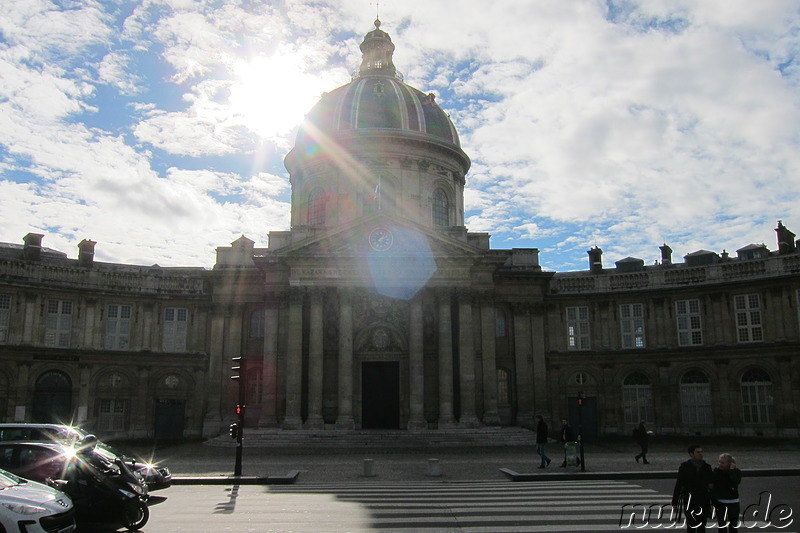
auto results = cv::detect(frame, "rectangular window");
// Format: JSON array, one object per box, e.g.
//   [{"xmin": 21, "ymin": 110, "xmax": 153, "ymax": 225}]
[
  {"xmin": 734, "ymin": 294, "xmax": 763, "ymax": 343},
  {"xmin": 0, "ymin": 294, "xmax": 10, "ymax": 344},
  {"xmin": 45, "ymin": 299, "xmax": 72, "ymax": 348},
  {"xmin": 620, "ymin": 303, "xmax": 645, "ymax": 349},
  {"xmin": 162, "ymin": 307, "xmax": 188, "ymax": 352},
  {"xmin": 566, "ymin": 306, "xmax": 590, "ymax": 350},
  {"xmin": 676, "ymin": 299, "xmax": 703, "ymax": 346},
  {"xmin": 105, "ymin": 304, "xmax": 132, "ymax": 350},
  {"xmin": 622, "ymin": 385, "xmax": 653, "ymax": 424},
  {"xmin": 495, "ymin": 309, "xmax": 506, "ymax": 337},
  {"xmin": 97, "ymin": 399, "xmax": 128, "ymax": 432}
]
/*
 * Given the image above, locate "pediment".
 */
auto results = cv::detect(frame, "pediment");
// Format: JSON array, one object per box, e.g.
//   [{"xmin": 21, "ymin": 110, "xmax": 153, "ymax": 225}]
[{"xmin": 277, "ymin": 215, "xmax": 484, "ymax": 260}]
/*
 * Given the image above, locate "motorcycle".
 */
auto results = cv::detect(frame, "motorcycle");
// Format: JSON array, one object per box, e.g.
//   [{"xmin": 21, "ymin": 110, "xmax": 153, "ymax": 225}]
[{"xmin": 50, "ymin": 455, "xmax": 149, "ymax": 531}]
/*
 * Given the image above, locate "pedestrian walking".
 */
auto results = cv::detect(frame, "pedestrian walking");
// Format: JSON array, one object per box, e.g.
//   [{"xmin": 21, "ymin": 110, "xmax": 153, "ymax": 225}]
[
  {"xmin": 535, "ymin": 415, "xmax": 551, "ymax": 468},
  {"xmin": 633, "ymin": 420, "xmax": 650, "ymax": 464},
  {"xmin": 672, "ymin": 444, "xmax": 713, "ymax": 532},
  {"xmin": 559, "ymin": 418, "xmax": 576, "ymax": 467},
  {"xmin": 711, "ymin": 453, "xmax": 741, "ymax": 532}
]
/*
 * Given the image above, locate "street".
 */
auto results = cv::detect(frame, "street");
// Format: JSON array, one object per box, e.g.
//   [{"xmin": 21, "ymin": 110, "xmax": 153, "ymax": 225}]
[{"xmin": 124, "ymin": 476, "xmax": 798, "ymax": 533}]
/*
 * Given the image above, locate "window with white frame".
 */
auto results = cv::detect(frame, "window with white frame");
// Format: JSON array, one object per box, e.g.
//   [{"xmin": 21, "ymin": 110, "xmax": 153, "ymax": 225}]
[
  {"xmin": 250, "ymin": 309, "xmax": 265, "ymax": 338},
  {"xmin": 740, "ymin": 368, "xmax": 773, "ymax": 424},
  {"xmin": 97, "ymin": 398, "xmax": 127, "ymax": 432},
  {"xmin": 623, "ymin": 372, "xmax": 653, "ymax": 424},
  {"xmin": 162, "ymin": 307, "xmax": 188, "ymax": 352},
  {"xmin": 495, "ymin": 309, "xmax": 506, "ymax": 337},
  {"xmin": 676, "ymin": 299, "xmax": 703, "ymax": 346},
  {"xmin": 566, "ymin": 306, "xmax": 590, "ymax": 350},
  {"xmin": 432, "ymin": 188, "xmax": 449, "ymax": 227},
  {"xmin": 44, "ymin": 299, "xmax": 72, "ymax": 348},
  {"xmin": 308, "ymin": 188, "xmax": 326, "ymax": 226},
  {"xmin": 497, "ymin": 368, "xmax": 511, "ymax": 405},
  {"xmin": 680, "ymin": 370, "xmax": 713, "ymax": 425},
  {"xmin": 620, "ymin": 303, "xmax": 645, "ymax": 348},
  {"xmin": 735, "ymin": 294, "xmax": 763, "ymax": 342},
  {"xmin": 105, "ymin": 304, "xmax": 132, "ymax": 350},
  {"xmin": 0, "ymin": 293, "xmax": 10, "ymax": 344}
]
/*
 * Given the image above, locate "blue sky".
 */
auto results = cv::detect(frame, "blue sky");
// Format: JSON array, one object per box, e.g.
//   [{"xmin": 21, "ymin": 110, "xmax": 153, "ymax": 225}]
[{"xmin": 1, "ymin": 0, "xmax": 799, "ymax": 271}]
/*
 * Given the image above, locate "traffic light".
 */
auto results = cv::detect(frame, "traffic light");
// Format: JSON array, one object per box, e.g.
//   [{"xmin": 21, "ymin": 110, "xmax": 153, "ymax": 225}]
[
  {"xmin": 228, "ymin": 423, "xmax": 238, "ymax": 439},
  {"xmin": 235, "ymin": 404, "xmax": 244, "ymax": 417},
  {"xmin": 231, "ymin": 356, "xmax": 243, "ymax": 381},
  {"xmin": 577, "ymin": 397, "xmax": 584, "ymax": 406}
]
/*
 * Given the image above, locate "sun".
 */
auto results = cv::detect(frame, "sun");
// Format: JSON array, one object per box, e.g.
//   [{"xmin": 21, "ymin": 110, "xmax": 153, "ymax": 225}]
[{"xmin": 229, "ymin": 51, "xmax": 336, "ymax": 141}]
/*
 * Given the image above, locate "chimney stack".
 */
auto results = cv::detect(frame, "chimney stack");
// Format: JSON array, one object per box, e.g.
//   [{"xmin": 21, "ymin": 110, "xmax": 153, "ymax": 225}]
[
  {"xmin": 659, "ymin": 244, "xmax": 672, "ymax": 265},
  {"xmin": 588, "ymin": 246, "xmax": 603, "ymax": 274},
  {"xmin": 23, "ymin": 233, "xmax": 44, "ymax": 261},
  {"xmin": 775, "ymin": 220, "xmax": 796, "ymax": 255},
  {"xmin": 78, "ymin": 239, "xmax": 96, "ymax": 267}
]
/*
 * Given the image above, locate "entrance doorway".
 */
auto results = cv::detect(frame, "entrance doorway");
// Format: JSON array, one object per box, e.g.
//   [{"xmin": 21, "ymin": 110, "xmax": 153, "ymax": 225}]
[
  {"xmin": 32, "ymin": 371, "xmax": 72, "ymax": 423},
  {"xmin": 361, "ymin": 361, "xmax": 400, "ymax": 429},
  {"xmin": 154, "ymin": 399, "xmax": 185, "ymax": 439}
]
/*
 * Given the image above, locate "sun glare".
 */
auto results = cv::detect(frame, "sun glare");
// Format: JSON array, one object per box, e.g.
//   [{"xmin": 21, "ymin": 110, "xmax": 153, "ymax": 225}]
[{"xmin": 229, "ymin": 52, "xmax": 333, "ymax": 140}]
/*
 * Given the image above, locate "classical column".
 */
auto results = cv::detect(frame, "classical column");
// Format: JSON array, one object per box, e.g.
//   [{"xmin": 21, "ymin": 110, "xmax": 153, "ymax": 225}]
[
  {"xmin": 512, "ymin": 304, "xmax": 534, "ymax": 423},
  {"xmin": 133, "ymin": 366, "xmax": 150, "ymax": 438},
  {"xmin": 202, "ymin": 312, "xmax": 225, "ymax": 437},
  {"xmin": 437, "ymin": 288, "xmax": 456, "ymax": 428},
  {"xmin": 407, "ymin": 293, "xmax": 426, "ymax": 430},
  {"xmin": 76, "ymin": 364, "xmax": 91, "ymax": 426},
  {"xmin": 336, "ymin": 289, "xmax": 355, "ymax": 429},
  {"xmin": 14, "ymin": 362, "xmax": 30, "ymax": 421},
  {"xmin": 530, "ymin": 302, "xmax": 549, "ymax": 412},
  {"xmin": 258, "ymin": 297, "xmax": 280, "ymax": 427},
  {"xmin": 480, "ymin": 295, "xmax": 501, "ymax": 425},
  {"xmin": 457, "ymin": 290, "xmax": 479, "ymax": 427},
  {"xmin": 305, "ymin": 289, "xmax": 325, "ymax": 429},
  {"xmin": 283, "ymin": 288, "xmax": 304, "ymax": 429}
]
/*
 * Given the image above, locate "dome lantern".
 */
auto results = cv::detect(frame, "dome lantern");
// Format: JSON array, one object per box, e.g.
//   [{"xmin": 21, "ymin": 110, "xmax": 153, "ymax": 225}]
[{"xmin": 358, "ymin": 18, "xmax": 398, "ymax": 78}]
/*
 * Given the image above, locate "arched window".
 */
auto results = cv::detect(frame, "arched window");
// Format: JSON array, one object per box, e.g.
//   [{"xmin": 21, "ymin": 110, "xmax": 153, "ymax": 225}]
[
  {"xmin": 308, "ymin": 188, "xmax": 326, "ymax": 226},
  {"xmin": 740, "ymin": 368, "xmax": 773, "ymax": 423},
  {"xmin": 497, "ymin": 368, "xmax": 511, "ymax": 405},
  {"xmin": 680, "ymin": 370, "xmax": 713, "ymax": 426},
  {"xmin": 623, "ymin": 372, "xmax": 653, "ymax": 424},
  {"xmin": 432, "ymin": 188, "xmax": 449, "ymax": 227}
]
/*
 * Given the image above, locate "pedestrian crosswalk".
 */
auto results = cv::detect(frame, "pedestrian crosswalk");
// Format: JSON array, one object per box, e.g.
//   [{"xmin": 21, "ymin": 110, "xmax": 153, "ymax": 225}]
[{"xmin": 268, "ymin": 479, "xmax": 673, "ymax": 531}]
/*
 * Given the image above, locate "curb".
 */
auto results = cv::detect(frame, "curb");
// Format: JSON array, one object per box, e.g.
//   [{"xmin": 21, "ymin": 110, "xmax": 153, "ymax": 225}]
[{"xmin": 499, "ymin": 468, "xmax": 800, "ymax": 482}]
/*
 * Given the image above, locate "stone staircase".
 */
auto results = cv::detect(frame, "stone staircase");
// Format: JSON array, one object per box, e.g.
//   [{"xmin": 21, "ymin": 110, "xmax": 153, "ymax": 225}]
[{"xmin": 206, "ymin": 426, "xmax": 536, "ymax": 449}]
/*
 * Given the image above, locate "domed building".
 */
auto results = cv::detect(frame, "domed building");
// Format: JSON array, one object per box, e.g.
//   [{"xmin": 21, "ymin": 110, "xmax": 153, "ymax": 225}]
[{"xmin": 0, "ymin": 20, "xmax": 797, "ymax": 440}]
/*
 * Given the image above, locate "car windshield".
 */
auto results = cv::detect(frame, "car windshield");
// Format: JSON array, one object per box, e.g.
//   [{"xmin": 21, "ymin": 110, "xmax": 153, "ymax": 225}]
[{"xmin": 0, "ymin": 468, "xmax": 23, "ymax": 489}]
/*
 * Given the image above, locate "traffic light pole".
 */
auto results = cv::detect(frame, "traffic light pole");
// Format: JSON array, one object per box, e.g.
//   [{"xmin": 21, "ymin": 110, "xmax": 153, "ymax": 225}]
[{"xmin": 231, "ymin": 356, "xmax": 245, "ymax": 477}]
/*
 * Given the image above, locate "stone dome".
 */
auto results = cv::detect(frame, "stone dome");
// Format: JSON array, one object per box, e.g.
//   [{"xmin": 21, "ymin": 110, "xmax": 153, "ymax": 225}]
[{"xmin": 292, "ymin": 19, "xmax": 463, "ymax": 155}]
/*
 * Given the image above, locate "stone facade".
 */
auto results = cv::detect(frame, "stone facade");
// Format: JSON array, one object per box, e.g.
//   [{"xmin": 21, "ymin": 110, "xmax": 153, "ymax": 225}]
[{"xmin": 0, "ymin": 22, "xmax": 797, "ymax": 439}]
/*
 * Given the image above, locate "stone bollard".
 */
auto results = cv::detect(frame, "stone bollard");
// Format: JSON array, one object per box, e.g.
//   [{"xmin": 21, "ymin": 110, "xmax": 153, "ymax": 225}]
[
  {"xmin": 426, "ymin": 458, "xmax": 442, "ymax": 477},
  {"xmin": 363, "ymin": 458, "xmax": 375, "ymax": 477}
]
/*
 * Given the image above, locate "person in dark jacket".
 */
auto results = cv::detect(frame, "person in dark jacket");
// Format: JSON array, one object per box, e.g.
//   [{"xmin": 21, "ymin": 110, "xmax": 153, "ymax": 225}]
[
  {"xmin": 711, "ymin": 453, "xmax": 741, "ymax": 532},
  {"xmin": 535, "ymin": 415, "xmax": 551, "ymax": 468},
  {"xmin": 559, "ymin": 418, "xmax": 576, "ymax": 467},
  {"xmin": 633, "ymin": 420, "xmax": 650, "ymax": 464},
  {"xmin": 672, "ymin": 444, "xmax": 713, "ymax": 532}
]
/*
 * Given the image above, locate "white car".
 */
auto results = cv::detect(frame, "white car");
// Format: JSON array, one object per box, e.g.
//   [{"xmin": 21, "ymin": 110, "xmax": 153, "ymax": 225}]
[{"xmin": 0, "ymin": 467, "xmax": 75, "ymax": 533}]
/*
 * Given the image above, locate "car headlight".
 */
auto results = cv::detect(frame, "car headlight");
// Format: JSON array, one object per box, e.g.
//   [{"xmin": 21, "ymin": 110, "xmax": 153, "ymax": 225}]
[
  {"xmin": 118, "ymin": 489, "xmax": 137, "ymax": 498},
  {"xmin": 2, "ymin": 502, "xmax": 49, "ymax": 515}
]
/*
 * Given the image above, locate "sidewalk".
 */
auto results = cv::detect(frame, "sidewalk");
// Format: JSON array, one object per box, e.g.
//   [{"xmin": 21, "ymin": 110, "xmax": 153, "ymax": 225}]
[{"xmin": 132, "ymin": 436, "xmax": 800, "ymax": 485}]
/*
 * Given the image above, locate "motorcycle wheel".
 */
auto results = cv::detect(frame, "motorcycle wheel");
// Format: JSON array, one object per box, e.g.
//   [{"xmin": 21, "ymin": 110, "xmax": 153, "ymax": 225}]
[{"xmin": 121, "ymin": 501, "xmax": 149, "ymax": 531}]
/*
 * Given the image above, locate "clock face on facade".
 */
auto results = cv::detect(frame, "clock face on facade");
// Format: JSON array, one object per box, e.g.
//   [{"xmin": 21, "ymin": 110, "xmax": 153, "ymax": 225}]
[{"xmin": 368, "ymin": 227, "xmax": 393, "ymax": 251}]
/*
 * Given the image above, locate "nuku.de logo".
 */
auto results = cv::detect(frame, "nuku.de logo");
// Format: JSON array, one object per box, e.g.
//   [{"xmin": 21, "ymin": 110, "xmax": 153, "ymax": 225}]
[{"xmin": 619, "ymin": 491, "xmax": 793, "ymax": 529}]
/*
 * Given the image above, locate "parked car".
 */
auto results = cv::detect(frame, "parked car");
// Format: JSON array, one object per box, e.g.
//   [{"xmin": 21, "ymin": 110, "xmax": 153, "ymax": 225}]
[
  {"xmin": 0, "ymin": 424, "xmax": 171, "ymax": 491},
  {"xmin": 0, "ymin": 466, "xmax": 76, "ymax": 533}
]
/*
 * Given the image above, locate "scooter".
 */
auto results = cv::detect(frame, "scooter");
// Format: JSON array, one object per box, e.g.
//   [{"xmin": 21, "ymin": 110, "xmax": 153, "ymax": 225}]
[{"xmin": 51, "ymin": 456, "xmax": 149, "ymax": 531}]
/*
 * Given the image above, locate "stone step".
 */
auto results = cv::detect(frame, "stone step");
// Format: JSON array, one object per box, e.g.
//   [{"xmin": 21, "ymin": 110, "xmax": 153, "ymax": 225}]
[{"xmin": 207, "ymin": 427, "xmax": 537, "ymax": 449}]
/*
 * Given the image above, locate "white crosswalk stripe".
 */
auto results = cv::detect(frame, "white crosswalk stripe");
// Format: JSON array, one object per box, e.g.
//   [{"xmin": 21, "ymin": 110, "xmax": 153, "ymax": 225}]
[{"xmin": 268, "ymin": 479, "xmax": 673, "ymax": 532}]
